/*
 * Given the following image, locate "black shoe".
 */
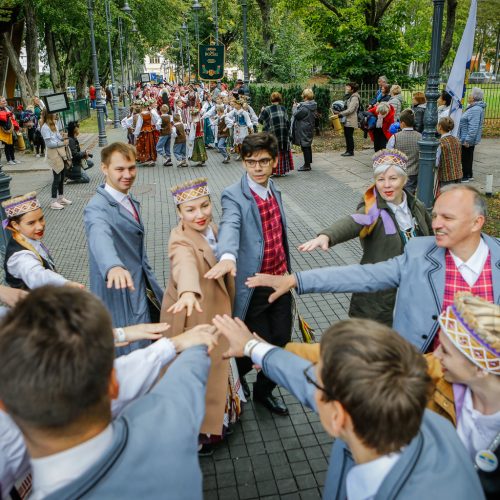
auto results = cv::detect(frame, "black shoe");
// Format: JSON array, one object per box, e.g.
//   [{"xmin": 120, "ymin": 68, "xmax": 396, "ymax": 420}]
[
  {"xmin": 198, "ymin": 443, "xmax": 215, "ymax": 457},
  {"xmin": 297, "ymin": 165, "xmax": 311, "ymax": 172},
  {"xmin": 341, "ymin": 152, "xmax": 354, "ymax": 157},
  {"xmin": 254, "ymin": 391, "xmax": 289, "ymax": 416},
  {"xmin": 241, "ymin": 378, "xmax": 251, "ymax": 399}
]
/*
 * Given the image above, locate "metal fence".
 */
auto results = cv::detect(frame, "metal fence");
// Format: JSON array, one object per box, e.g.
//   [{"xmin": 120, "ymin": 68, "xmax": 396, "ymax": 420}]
[{"xmin": 327, "ymin": 83, "xmax": 500, "ymax": 126}]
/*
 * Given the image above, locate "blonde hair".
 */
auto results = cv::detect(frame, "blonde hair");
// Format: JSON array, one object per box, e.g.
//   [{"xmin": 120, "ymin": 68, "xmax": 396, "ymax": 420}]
[
  {"xmin": 302, "ymin": 88, "xmax": 314, "ymax": 100},
  {"xmin": 390, "ymin": 85, "xmax": 402, "ymax": 96}
]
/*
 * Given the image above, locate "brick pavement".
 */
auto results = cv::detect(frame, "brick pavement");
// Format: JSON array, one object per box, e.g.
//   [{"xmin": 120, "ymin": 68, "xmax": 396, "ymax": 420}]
[{"xmin": 3, "ymin": 126, "xmax": 500, "ymax": 499}]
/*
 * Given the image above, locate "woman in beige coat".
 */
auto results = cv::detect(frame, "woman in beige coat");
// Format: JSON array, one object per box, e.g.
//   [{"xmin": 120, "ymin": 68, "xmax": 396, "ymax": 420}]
[
  {"xmin": 161, "ymin": 177, "xmax": 243, "ymax": 455},
  {"xmin": 334, "ymin": 82, "xmax": 360, "ymax": 157}
]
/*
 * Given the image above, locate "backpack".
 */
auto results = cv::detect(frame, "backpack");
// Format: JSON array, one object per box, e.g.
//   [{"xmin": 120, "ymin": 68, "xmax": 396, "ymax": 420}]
[{"xmin": 357, "ymin": 98, "xmax": 367, "ymax": 129}]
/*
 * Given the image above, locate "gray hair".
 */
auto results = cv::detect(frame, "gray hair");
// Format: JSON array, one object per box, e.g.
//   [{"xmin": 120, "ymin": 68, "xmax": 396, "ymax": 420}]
[
  {"xmin": 439, "ymin": 184, "xmax": 487, "ymax": 217},
  {"xmin": 376, "ymin": 102, "xmax": 390, "ymax": 115},
  {"xmin": 378, "ymin": 75, "xmax": 388, "ymax": 83},
  {"xmin": 373, "ymin": 163, "xmax": 407, "ymax": 178},
  {"xmin": 470, "ymin": 87, "xmax": 484, "ymax": 102}
]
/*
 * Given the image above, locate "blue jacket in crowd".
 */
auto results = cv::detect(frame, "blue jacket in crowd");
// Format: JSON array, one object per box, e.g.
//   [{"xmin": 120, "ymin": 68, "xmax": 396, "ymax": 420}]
[{"xmin": 458, "ymin": 101, "xmax": 486, "ymax": 146}]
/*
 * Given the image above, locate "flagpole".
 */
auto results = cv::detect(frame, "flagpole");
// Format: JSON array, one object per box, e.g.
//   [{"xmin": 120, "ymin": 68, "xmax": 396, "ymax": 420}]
[{"xmin": 417, "ymin": 0, "xmax": 445, "ymax": 209}]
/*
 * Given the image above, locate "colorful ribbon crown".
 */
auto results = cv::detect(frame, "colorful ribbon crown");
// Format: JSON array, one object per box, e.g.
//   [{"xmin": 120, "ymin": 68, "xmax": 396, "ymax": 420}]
[
  {"xmin": 372, "ymin": 149, "xmax": 408, "ymax": 173},
  {"xmin": 438, "ymin": 293, "xmax": 500, "ymax": 375},
  {"xmin": 171, "ymin": 178, "xmax": 210, "ymax": 206},
  {"xmin": 1, "ymin": 192, "xmax": 41, "ymax": 229}
]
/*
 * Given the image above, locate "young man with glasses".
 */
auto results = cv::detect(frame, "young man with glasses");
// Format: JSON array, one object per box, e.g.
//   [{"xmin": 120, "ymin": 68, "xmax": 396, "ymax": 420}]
[
  {"xmin": 212, "ymin": 314, "xmax": 484, "ymax": 500},
  {"xmin": 205, "ymin": 132, "xmax": 292, "ymax": 416}
]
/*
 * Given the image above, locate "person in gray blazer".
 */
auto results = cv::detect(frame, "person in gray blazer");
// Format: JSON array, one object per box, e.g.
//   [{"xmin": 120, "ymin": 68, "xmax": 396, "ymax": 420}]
[
  {"xmin": 84, "ymin": 142, "xmax": 164, "ymax": 355},
  {"xmin": 213, "ymin": 314, "xmax": 485, "ymax": 500},
  {"xmin": 247, "ymin": 184, "xmax": 499, "ymax": 352},
  {"xmin": 0, "ymin": 287, "xmax": 217, "ymax": 500},
  {"xmin": 206, "ymin": 133, "xmax": 292, "ymax": 415}
]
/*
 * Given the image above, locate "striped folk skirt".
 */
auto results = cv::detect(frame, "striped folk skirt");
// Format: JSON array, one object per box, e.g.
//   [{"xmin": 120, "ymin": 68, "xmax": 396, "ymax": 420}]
[{"xmin": 274, "ymin": 149, "xmax": 294, "ymax": 176}]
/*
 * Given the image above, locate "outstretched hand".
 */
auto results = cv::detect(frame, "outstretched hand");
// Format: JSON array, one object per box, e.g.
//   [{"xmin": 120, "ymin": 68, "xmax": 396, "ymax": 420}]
[
  {"xmin": 107, "ymin": 266, "xmax": 135, "ymax": 291},
  {"xmin": 298, "ymin": 235, "xmax": 329, "ymax": 252},
  {"xmin": 204, "ymin": 259, "xmax": 237, "ymax": 280},
  {"xmin": 245, "ymin": 273, "xmax": 297, "ymax": 303},
  {"xmin": 212, "ymin": 314, "xmax": 255, "ymax": 359},
  {"xmin": 167, "ymin": 291, "xmax": 202, "ymax": 316},
  {"xmin": 122, "ymin": 322, "xmax": 170, "ymax": 343},
  {"xmin": 171, "ymin": 324, "xmax": 219, "ymax": 354}
]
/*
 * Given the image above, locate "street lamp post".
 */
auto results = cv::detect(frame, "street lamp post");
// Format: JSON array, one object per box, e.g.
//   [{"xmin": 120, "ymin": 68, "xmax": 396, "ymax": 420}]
[
  {"xmin": 240, "ymin": 0, "xmax": 249, "ymax": 93},
  {"xmin": 213, "ymin": 0, "xmax": 219, "ymax": 45},
  {"xmin": 118, "ymin": 18, "xmax": 128, "ymax": 107},
  {"xmin": 87, "ymin": 0, "xmax": 107, "ymax": 146},
  {"xmin": 105, "ymin": 0, "xmax": 120, "ymax": 128},
  {"xmin": 192, "ymin": 1, "xmax": 202, "ymax": 47},
  {"xmin": 177, "ymin": 32, "xmax": 185, "ymax": 83},
  {"xmin": 182, "ymin": 20, "xmax": 191, "ymax": 84},
  {"xmin": 417, "ymin": 0, "xmax": 446, "ymax": 209}
]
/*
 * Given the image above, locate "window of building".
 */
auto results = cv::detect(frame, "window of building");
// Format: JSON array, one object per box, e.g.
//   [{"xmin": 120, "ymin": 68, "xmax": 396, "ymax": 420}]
[{"xmin": 149, "ymin": 56, "xmax": 160, "ymax": 64}]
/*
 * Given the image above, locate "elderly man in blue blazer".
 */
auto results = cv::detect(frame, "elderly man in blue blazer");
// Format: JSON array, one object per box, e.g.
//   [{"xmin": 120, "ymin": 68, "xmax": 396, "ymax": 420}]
[
  {"xmin": 206, "ymin": 132, "xmax": 292, "ymax": 415},
  {"xmin": 84, "ymin": 142, "xmax": 163, "ymax": 355},
  {"xmin": 248, "ymin": 185, "xmax": 499, "ymax": 352},
  {"xmin": 213, "ymin": 314, "xmax": 485, "ymax": 500}
]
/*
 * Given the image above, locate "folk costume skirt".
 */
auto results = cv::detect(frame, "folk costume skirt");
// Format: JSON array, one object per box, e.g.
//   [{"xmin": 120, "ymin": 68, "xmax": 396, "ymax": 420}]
[
  {"xmin": 274, "ymin": 148, "xmax": 294, "ymax": 176},
  {"xmin": 191, "ymin": 137, "xmax": 208, "ymax": 162},
  {"xmin": 136, "ymin": 128, "xmax": 158, "ymax": 163}
]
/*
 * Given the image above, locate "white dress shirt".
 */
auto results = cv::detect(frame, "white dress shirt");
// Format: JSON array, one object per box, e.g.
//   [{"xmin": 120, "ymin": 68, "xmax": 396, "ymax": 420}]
[
  {"xmin": 31, "ymin": 425, "xmax": 115, "ymax": 499},
  {"xmin": 104, "ymin": 183, "xmax": 137, "ymax": 219},
  {"xmin": 6, "ymin": 237, "xmax": 67, "ymax": 289},
  {"xmin": 449, "ymin": 238, "xmax": 489, "ymax": 287},
  {"xmin": 346, "ymin": 452, "xmax": 402, "ymax": 500},
  {"xmin": 1, "ymin": 338, "xmax": 177, "ymax": 497},
  {"xmin": 456, "ymin": 387, "xmax": 500, "ymax": 461},
  {"xmin": 386, "ymin": 192, "xmax": 413, "ymax": 231}
]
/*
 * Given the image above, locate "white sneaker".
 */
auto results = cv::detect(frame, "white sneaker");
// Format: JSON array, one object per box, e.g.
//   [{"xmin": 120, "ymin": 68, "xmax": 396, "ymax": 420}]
[
  {"xmin": 7, "ymin": 160, "xmax": 16, "ymax": 165},
  {"xmin": 14, "ymin": 160, "xmax": 21, "ymax": 164},
  {"xmin": 58, "ymin": 197, "xmax": 72, "ymax": 205},
  {"xmin": 50, "ymin": 201, "xmax": 65, "ymax": 210},
  {"xmin": 36, "ymin": 154, "xmax": 41, "ymax": 158}
]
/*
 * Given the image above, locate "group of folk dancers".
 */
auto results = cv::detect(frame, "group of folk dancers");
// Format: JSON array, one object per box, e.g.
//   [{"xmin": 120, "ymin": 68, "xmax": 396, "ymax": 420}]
[
  {"xmin": 121, "ymin": 82, "xmax": 257, "ymax": 168},
  {"xmin": 0, "ymin": 130, "xmax": 498, "ymax": 498}
]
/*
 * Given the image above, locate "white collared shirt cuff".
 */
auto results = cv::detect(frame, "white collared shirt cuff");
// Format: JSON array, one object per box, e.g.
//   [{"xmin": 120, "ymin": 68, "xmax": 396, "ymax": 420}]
[
  {"xmin": 148, "ymin": 337, "xmax": 177, "ymax": 365},
  {"xmin": 250, "ymin": 342, "xmax": 278, "ymax": 367},
  {"xmin": 220, "ymin": 253, "xmax": 236, "ymax": 263}
]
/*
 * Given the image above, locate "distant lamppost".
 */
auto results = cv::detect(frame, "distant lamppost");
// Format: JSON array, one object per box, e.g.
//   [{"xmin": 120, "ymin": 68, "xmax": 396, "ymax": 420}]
[
  {"xmin": 240, "ymin": 0, "xmax": 249, "ymax": 93},
  {"xmin": 213, "ymin": 0, "xmax": 219, "ymax": 44},
  {"xmin": 87, "ymin": 0, "xmax": 107, "ymax": 146},
  {"xmin": 417, "ymin": 0, "xmax": 445, "ymax": 209},
  {"xmin": 118, "ymin": 18, "xmax": 127, "ymax": 106},
  {"xmin": 182, "ymin": 20, "xmax": 191, "ymax": 83},
  {"xmin": 130, "ymin": 21, "xmax": 138, "ymax": 86},
  {"xmin": 104, "ymin": 0, "xmax": 120, "ymax": 127},
  {"xmin": 177, "ymin": 32, "xmax": 185, "ymax": 83},
  {"xmin": 120, "ymin": 1, "xmax": 133, "ymax": 105},
  {"xmin": 192, "ymin": 0, "xmax": 202, "ymax": 47}
]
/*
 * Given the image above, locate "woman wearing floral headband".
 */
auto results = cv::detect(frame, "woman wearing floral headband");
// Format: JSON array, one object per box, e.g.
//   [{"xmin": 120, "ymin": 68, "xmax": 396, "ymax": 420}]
[
  {"xmin": 299, "ymin": 149, "xmax": 432, "ymax": 326},
  {"xmin": 160, "ymin": 178, "xmax": 243, "ymax": 455},
  {"xmin": 133, "ymin": 98, "xmax": 160, "ymax": 165},
  {"xmin": 2, "ymin": 192, "xmax": 83, "ymax": 290}
]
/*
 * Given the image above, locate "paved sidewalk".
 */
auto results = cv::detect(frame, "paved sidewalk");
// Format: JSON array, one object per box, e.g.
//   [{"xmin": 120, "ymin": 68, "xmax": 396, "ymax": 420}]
[{"xmin": 3, "ymin": 128, "xmax": 500, "ymax": 499}]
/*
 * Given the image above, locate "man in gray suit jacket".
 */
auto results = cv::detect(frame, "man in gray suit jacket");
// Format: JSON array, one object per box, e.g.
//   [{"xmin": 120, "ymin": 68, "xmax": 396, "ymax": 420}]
[
  {"xmin": 247, "ymin": 185, "xmax": 499, "ymax": 352},
  {"xmin": 213, "ymin": 314, "xmax": 485, "ymax": 500},
  {"xmin": 84, "ymin": 142, "xmax": 163, "ymax": 354},
  {"xmin": 0, "ymin": 287, "xmax": 216, "ymax": 500}
]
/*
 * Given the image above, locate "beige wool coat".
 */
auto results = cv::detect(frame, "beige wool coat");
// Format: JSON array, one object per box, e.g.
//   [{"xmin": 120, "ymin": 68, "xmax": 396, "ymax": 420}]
[{"xmin": 160, "ymin": 221, "xmax": 235, "ymax": 435}]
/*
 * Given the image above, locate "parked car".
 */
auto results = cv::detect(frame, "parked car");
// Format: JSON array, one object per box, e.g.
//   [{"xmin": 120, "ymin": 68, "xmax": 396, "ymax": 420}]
[
  {"xmin": 484, "ymin": 72, "xmax": 497, "ymax": 82},
  {"xmin": 468, "ymin": 71, "xmax": 488, "ymax": 83}
]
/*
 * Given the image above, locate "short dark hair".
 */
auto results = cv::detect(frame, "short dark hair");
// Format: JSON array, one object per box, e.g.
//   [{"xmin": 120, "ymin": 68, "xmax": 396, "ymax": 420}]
[
  {"xmin": 319, "ymin": 319, "xmax": 431, "ymax": 455},
  {"xmin": 0, "ymin": 287, "xmax": 115, "ymax": 428},
  {"xmin": 347, "ymin": 82, "xmax": 359, "ymax": 93},
  {"xmin": 381, "ymin": 83, "xmax": 391, "ymax": 94},
  {"xmin": 399, "ymin": 109, "xmax": 415, "ymax": 127},
  {"xmin": 241, "ymin": 132, "xmax": 278, "ymax": 159},
  {"xmin": 67, "ymin": 121, "xmax": 80, "ymax": 138},
  {"xmin": 440, "ymin": 90, "xmax": 452, "ymax": 107},
  {"xmin": 101, "ymin": 142, "xmax": 136, "ymax": 165}
]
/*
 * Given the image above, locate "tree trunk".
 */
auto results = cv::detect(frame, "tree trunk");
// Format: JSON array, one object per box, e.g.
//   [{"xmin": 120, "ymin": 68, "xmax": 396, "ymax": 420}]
[
  {"xmin": 2, "ymin": 31, "xmax": 33, "ymax": 106},
  {"xmin": 24, "ymin": 0, "xmax": 39, "ymax": 95},
  {"xmin": 494, "ymin": 27, "xmax": 500, "ymax": 76},
  {"xmin": 44, "ymin": 23, "xmax": 64, "ymax": 92},
  {"xmin": 440, "ymin": 0, "xmax": 458, "ymax": 67},
  {"xmin": 256, "ymin": 0, "xmax": 274, "ymax": 79}
]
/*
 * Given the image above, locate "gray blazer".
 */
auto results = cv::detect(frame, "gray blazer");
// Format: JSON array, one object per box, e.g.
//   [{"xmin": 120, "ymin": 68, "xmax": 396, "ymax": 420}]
[
  {"xmin": 261, "ymin": 348, "xmax": 485, "ymax": 500},
  {"xmin": 45, "ymin": 346, "xmax": 210, "ymax": 500},
  {"xmin": 296, "ymin": 234, "xmax": 499, "ymax": 351},
  {"xmin": 217, "ymin": 175, "xmax": 290, "ymax": 319},
  {"xmin": 84, "ymin": 185, "xmax": 164, "ymax": 331}
]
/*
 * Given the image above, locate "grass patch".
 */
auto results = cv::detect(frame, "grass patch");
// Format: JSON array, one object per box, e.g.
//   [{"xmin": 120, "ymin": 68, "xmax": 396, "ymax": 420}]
[{"xmin": 483, "ymin": 193, "xmax": 499, "ymax": 237}]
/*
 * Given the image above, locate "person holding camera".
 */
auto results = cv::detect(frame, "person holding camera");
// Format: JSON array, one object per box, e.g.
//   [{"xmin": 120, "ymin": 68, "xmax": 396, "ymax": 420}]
[{"xmin": 67, "ymin": 121, "xmax": 92, "ymax": 183}]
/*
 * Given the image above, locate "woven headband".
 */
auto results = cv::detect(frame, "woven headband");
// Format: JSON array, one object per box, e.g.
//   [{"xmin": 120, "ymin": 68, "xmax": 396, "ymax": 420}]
[
  {"xmin": 171, "ymin": 178, "xmax": 210, "ymax": 206},
  {"xmin": 1, "ymin": 192, "xmax": 41, "ymax": 229}
]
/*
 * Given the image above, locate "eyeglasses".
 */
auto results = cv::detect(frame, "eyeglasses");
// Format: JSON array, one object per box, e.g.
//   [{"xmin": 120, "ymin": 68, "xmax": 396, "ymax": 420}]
[
  {"xmin": 243, "ymin": 158, "xmax": 273, "ymax": 168},
  {"xmin": 303, "ymin": 363, "xmax": 335, "ymax": 399}
]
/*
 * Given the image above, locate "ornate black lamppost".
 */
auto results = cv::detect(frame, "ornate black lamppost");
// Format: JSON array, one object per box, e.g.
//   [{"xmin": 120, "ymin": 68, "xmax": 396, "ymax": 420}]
[{"xmin": 240, "ymin": 0, "xmax": 249, "ymax": 93}]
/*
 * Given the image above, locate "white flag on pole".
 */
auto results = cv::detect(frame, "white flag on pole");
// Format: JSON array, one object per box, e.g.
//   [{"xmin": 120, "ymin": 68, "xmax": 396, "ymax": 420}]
[{"xmin": 445, "ymin": 0, "xmax": 478, "ymax": 135}]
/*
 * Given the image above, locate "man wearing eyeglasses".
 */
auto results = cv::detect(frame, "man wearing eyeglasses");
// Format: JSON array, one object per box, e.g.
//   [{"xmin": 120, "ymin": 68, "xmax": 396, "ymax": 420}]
[
  {"xmin": 205, "ymin": 132, "xmax": 292, "ymax": 416},
  {"xmin": 212, "ymin": 314, "xmax": 484, "ymax": 500}
]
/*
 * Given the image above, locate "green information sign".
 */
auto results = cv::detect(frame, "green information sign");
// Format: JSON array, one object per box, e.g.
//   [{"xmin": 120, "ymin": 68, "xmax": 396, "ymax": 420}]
[{"xmin": 198, "ymin": 44, "xmax": 225, "ymax": 81}]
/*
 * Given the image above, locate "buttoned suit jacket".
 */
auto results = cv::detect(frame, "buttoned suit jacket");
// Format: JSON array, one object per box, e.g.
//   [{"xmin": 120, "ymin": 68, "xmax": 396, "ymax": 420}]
[
  {"xmin": 217, "ymin": 175, "xmax": 290, "ymax": 319},
  {"xmin": 84, "ymin": 185, "xmax": 164, "ymax": 331},
  {"xmin": 296, "ymin": 234, "xmax": 499, "ymax": 352},
  {"xmin": 261, "ymin": 348, "xmax": 485, "ymax": 500}
]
